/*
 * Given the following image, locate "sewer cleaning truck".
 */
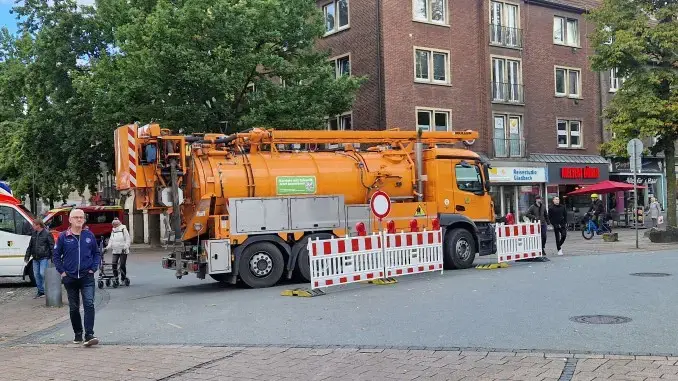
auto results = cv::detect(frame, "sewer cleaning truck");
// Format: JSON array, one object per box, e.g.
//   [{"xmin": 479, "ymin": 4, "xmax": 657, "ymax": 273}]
[{"xmin": 114, "ymin": 124, "xmax": 496, "ymax": 288}]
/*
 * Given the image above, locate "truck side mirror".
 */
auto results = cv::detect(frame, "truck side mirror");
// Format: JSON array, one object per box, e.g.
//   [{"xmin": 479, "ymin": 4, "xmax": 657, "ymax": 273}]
[{"xmin": 483, "ymin": 165, "xmax": 491, "ymax": 192}]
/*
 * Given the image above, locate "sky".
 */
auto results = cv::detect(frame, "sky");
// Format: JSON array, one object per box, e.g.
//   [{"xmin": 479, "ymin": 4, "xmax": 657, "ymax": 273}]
[{"xmin": 0, "ymin": 0, "xmax": 96, "ymax": 35}]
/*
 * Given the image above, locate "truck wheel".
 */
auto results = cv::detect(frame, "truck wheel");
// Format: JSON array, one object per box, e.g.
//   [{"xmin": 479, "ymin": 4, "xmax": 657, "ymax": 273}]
[
  {"xmin": 444, "ymin": 228, "xmax": 476, "ymax": 269},
  {"xmin": 239, "ymin": 242, "xmax": 284, "ymax": 288},
  {"xmin": 295, "ymin": 233, "xmax": 333, "ymax": 283}
]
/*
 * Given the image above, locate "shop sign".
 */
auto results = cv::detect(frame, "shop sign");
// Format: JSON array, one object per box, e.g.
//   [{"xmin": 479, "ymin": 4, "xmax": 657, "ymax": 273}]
[
  {"xmin": 611, "ymin": 157, "xmax": 663, "ymax": 173},
  {"xmin": 560, "ymin": 166, "xmax": 600, "ymax": 179},
  {"xmin": 489, "ymin": 167, "xmax": 546, "ymax": 183},
  {"xmin": 610, "ymin": 175, "xmax": 659, "ymax": 185}
]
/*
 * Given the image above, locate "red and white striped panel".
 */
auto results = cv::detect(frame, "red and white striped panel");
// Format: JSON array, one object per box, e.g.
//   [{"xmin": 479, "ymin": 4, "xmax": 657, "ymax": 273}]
[
  {"xmin": 383, "ymin": 229, "xmax": 444, "ymax": 278},
  {"xmin": 495, "ymin": 223, "xmax": 542, "ymax": 263},
  {"xmin": 307, "ymin": 234, "xmax": 384, "ymax": 289},
  {"xmin": 128, "ymin": 125, "xmax": 138, "ymax": 187}
]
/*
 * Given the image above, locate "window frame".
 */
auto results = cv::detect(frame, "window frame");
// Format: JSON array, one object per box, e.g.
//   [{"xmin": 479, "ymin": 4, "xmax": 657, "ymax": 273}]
[
  {"xmin": 323, "ymin": 0, "xmax": 350, "ymax": 36},
  {"xmin": 413, "ymin": 46, "xmax": 451, "ymax": 85},
  {"xmin": 0, "ymin": 205, "xmax": 30, "ymax": 236},
  {"xmin": 609, "ymin": 68, "xmax": 624, "ymax": 92},
  {"xmin": 553, "ymin": 15, "xmax": 579, "ymax": 47},
  {"xmin": 416, "ymin": 107, "xmax": 452, "ymax": 132},
  {"xmin": 493, "ymin": 113, "xmax": 524, "ymax": 157},
  {"xmin": 554, "ymin": 66, "xmax": 582, "ymax": 98},
  {"xmin": 454, "ymin": 164, "xmax": 485, "ymax": 195},
  {"xmin": 491, "ymin": 55, "xmax": 523, "ymax": 103},
  {"xmin": 489, "ymin": 0, "xmax": 521, "ymax": 47},
  {"xmin": 326, "ymin": 111, "xmax": 353, "ymax": 132},
  {"xmin": 412, "ymin": 0, "xmax": 449, "ymax": 26},
  {"xmin": 556, "ymin": 119, "xmax": 583, "ymax": 149},
  {"xmin": 329, "ymin": 53, "xmax": 351, "ymax": 78}
]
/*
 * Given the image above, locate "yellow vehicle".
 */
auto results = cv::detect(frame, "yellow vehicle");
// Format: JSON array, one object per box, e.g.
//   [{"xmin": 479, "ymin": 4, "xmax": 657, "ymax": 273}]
[{"xmin": 114, "ymin": 124, "xmax": 496, "ymax": 288}]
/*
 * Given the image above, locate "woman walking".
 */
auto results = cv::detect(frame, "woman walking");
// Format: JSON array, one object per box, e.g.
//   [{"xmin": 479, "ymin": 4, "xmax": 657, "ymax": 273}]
[
  {"xmin": 648, "ymin": 197, "xmax": 662, "ymax": 228},
  {"xmin": 106, "ymin": 218, "xmax": 131, "ymax": 282}
]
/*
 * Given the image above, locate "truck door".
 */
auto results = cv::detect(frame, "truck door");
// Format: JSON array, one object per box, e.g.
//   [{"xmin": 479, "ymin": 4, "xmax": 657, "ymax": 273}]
[
  {"xmin": 453, "ymin": 162, "xmax": 491, "ymax": 221},
  {"xmin": 0, "ymin": 204, "xmax": 32, "ymax": 277}
]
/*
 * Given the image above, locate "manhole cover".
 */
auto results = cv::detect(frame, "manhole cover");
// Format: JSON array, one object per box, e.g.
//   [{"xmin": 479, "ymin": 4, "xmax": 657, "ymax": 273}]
[
  {"xmin": 570, "ymin": 315, "xmax": 632, "ymax": 324},
  {"xmin": 630, "ymin": 272, "xmax": 671, "ymax": 277}
]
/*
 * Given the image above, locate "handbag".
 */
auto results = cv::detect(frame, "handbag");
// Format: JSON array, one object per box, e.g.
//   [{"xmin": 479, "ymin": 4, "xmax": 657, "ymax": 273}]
[{"xmin": 658, "ymin": 215, "xmax": 664, "ymax": 224}]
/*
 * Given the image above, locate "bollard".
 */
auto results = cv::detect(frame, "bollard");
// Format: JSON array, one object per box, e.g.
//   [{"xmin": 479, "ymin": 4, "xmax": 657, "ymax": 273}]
[{"xmin": 44, "ymin": 262, "xmax": 63, "ymax": 307}]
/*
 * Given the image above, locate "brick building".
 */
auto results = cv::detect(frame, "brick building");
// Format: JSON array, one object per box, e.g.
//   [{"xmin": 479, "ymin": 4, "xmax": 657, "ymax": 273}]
[{"xmin": 317, "ymin": 0, "xmax": 609, "ymax": 218}]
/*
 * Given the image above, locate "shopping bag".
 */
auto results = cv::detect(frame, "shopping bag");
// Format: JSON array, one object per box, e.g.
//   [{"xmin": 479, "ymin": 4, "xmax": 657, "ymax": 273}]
[{"xmin": 658, "ymin": 215, "xmax": 664, "ymax": 225}]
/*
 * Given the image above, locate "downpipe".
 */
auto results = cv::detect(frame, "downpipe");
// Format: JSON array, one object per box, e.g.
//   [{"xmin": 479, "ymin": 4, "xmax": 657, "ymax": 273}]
[{"xmin": 415, "ymin": 139, "xmax": 424, "ymax": 203}]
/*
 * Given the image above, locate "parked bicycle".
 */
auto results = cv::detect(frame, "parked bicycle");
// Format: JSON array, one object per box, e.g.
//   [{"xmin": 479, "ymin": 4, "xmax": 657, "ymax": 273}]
[{"xmin": 581, "ymin": 212, "xmax": 612, "ymax": 240}]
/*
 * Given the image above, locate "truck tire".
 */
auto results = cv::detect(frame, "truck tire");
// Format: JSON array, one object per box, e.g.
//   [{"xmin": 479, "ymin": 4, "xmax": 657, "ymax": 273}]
[
  {"xmin": 444, "ymin": 228, "xmax": 476, "ymax": 270},
  {"xmin": 238, "ymin": 242, "xmax": 285, "ymax": 288},
  {"xmin": 295, "ymin": 233, "xmax": 333, "ymax": 283}
]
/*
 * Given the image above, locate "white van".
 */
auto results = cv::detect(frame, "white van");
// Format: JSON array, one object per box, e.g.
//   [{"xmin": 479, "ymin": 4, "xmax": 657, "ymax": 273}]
[{"xmin": 0, "ymin": 195, "xmax": 36, "ymax": 284}]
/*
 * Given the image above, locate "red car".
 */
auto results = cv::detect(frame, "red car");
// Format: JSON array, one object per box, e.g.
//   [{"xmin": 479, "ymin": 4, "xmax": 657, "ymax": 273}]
[{"xmin": 43, "ymin": 205, "xmax": 125, "ymax": 243}]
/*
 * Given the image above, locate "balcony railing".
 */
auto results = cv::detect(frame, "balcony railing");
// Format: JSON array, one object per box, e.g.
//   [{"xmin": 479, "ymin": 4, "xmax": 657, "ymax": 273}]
[
  {"xmin": 489, "ymin": 24, "xmax": 523, "ymax": 48},
  {"xmin": 492, "ymin": 82, "xmax": 524, "ymax": 103},
  {"xmin": 493, "ymin": 138, "xmax": 525, "ymax": 158}
]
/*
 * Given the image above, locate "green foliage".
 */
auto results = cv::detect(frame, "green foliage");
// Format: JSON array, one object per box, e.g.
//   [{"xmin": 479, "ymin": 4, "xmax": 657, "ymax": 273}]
[
  {"xmin": 588, "ymin": 0, "xmax": 678, "ymax": 226},
  {"xmin": 0, "ymin": 0, "xmax": 363, "ymax": 206}
]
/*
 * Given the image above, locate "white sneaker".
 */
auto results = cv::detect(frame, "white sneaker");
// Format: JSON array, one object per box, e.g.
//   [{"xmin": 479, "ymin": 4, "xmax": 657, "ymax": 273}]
[{"xmin": 558, "ymin": 249, "xmax": 563, "ymax": 256}]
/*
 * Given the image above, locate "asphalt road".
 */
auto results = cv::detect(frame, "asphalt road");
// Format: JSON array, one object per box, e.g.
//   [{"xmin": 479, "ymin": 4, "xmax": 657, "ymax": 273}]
[{"xmin": 29, "ymin": 248, "xmax": 678, "ymax": 355}]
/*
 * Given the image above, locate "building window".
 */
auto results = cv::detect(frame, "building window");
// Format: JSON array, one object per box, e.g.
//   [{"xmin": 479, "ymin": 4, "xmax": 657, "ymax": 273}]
[
  {"xmin": 490, "ymin": 1, "xmax": 521, "ymax": 48},
  {"xmin": 413, "ymin": 0, "xmax": 446, "ymax": 25},
  {"xmin": 416, "ymin": 108, "xmax": 450, "ymax": 132},
  {"xmin": 554, "ymin": 67, "xmax": 581, "ymax": 98},
  {"xmin": 493, "ymin": 114, "xmax": 523, "ymax": 158},
  {"xmin": 414, "ymin": 48, "xmax": 450, "ymax": 84},
  {"xmin": 327, "ymin": 113, "xmax": 352, "ymax": 131},
  {"xmin": 323, "ymin": 0, "xmax": 349, "ymax": 35},
  {"xmin": 331, "ymin": 55, "xmax": 350, "ymax": 78},
  {"xmin": 603, "ymin": 25, "xmax": 613, "ymax": 45},
  {"xmin": 492, "ymin": 57, "xmax": 522, "ymax": 103},
  {"xmin": 557, "ymin": 119, "xmax": 582, "ymax": 148},
  {"xmin": 553, "ymin": 16, "xmax": 579, "ymax": 46},
  {"xmin": 609, "ymin": 68, "xmax": 624, "ymax": 92}
]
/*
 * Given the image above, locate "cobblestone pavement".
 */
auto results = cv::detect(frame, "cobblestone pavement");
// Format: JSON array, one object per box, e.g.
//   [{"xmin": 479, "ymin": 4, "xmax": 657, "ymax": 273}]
[{"xmin": 3, "ymin": 344, "xmax": 678, "ymax": 381}]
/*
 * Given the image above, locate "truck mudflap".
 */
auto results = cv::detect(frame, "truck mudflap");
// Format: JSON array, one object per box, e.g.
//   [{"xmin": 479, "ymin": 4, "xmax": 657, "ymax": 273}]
[{"xmin": 477, "ymin": 224, "xmax": 497, "ymax": 256}]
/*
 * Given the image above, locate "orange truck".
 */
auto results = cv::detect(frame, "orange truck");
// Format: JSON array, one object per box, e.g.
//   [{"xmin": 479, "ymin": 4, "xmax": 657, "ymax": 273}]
[{"xmin": 114, "ymin": 124, "xmax": 496, "ymax": 288}]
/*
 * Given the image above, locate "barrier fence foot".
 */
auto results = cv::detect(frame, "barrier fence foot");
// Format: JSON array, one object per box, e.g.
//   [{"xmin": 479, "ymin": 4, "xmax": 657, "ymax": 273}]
[
  {"xmin": 475, "ymin": 263, "xmax": 511, "ymax": 270},
  {"xmin": 280, "ymin": 288, "xmax": 326, "ymax": 297},
  {"xmin": 366, "ymin": 277, "xmax": 398, "ymax": 285}
]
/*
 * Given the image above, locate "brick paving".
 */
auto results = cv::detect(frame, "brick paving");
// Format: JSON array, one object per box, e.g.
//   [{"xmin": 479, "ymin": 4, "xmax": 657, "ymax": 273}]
[{"xmin": 2, "ymin": 344, "xmax": 678, "ymax": 380}]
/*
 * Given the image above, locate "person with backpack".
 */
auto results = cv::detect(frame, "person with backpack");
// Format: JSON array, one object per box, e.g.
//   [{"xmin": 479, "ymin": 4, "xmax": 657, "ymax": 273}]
[
  {"xmin": 106, "ymin": 217, "xmax": 131, "ymax": 283},
  {"xmin": 525, "ymin": 195, "xmax": 550, "ymax": 261}
]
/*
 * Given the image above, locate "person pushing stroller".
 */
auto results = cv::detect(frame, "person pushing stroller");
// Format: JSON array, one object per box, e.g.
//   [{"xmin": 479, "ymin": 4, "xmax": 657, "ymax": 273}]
[{"xmin": 106, "ymin": 218, "xmax": 131, "ymax": 283}]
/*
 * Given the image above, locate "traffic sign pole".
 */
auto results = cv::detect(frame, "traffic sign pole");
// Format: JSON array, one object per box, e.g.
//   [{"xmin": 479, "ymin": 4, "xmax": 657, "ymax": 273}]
[
  {"xmin": 627, "ymin": 138, "xmax": 643, "ymax": 249},
  {"xmin": 634, "ymin": 143, "xmax": 638, "ymax": 249}
]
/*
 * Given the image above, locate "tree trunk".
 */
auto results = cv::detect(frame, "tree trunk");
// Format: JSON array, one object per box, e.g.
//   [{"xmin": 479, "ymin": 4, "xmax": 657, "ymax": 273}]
[{"xmin": 665, "ymin": 144, "xmax": 676, "ymax": 227}]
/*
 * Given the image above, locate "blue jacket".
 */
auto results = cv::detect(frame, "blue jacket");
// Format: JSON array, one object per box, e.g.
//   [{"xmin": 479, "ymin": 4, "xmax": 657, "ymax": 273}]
[{"xmin": 53, "ymin": 228, "xmax": 101, "ymax": 279}]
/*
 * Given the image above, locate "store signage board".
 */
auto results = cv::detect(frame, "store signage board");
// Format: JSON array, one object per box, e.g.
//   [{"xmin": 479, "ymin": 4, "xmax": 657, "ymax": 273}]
[{"xmin": 489, "ymin": 167, "xmax": 546, "ymax": 183}]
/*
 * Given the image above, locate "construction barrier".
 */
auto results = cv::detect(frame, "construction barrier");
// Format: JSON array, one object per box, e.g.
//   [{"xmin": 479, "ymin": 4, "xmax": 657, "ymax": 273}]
[
  {"xmin": 495, "ymin": 222, "xmax": 543, "ymax": 263},
  {"xmin": 307, "ymin": 228, "xmax": 443, "ymax": 291},
  {"xmin": 384, "ymin": 230, "xmax": 444, "ymax": 277},
  {"xmin": 308, "ymin": 233, "xmax": 384, "ymax": 289}
]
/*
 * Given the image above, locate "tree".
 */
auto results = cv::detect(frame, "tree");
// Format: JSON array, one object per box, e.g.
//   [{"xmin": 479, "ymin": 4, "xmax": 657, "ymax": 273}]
[
  {"xmin": 87, "ymin": 0, "xmax": 364, "ymax": 136},
  {"xmin": 588, "ymin": 0, "xmax": 678, "ymax": 227}
]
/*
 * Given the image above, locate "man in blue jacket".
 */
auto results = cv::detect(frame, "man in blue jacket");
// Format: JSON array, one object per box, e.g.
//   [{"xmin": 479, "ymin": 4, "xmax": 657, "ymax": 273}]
[{"xmin": 53, "ymin": 208, "xmax": 101, "ymax": 347}]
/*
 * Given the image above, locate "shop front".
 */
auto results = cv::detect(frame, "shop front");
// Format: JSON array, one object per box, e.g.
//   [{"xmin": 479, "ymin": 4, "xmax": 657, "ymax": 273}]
[
  {"xmin": 609, "ymin": 157, "xmax": 665, "ymax": 210},
  {"xmin": 488, "ymin": 165, "xmax": 547, "ymax": 221},
  {"xmin": 544, "ymin": 162, "xmax": 609, "ymax": 210}
]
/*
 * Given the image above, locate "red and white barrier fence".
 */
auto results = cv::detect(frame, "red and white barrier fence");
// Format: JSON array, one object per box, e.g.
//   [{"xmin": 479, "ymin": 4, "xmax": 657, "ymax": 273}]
[
  {"xmin": 384, "ymin": 230, "xmax": 443, "ymax": 277},
  {"xmin": 495, "ymin": 222, "xmax": 542, "ymax": 263},
  {"xmin": 308, "ymin": 234, "xmax": 384, "ymax": 289},
  {"xmin": 307, "ymin": 224, "xmax": 444, "ymax": 290}
]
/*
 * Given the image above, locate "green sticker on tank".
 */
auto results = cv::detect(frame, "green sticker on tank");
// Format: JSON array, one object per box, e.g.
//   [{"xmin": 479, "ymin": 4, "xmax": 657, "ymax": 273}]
[{"xmin": 276, "ymin": 176, "xmax": 317, "ymax": 195}]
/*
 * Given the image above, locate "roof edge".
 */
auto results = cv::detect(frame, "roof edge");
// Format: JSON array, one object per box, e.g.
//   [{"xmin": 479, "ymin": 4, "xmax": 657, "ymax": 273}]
[{"xmin": 524, "ymin": 0, "xmax": 593, "ymax": 13}]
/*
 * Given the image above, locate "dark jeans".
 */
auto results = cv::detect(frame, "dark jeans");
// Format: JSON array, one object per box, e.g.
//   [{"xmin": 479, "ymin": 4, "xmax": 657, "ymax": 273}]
[
  {"xmin": 112, "ymin": 253, "xmax": 128, "ymax": 280},
  {"xmin": 541, "ymin": 223, "xmax": 548, "ymax": 253},
  {"xmin": 553, "ymin": 224, "xmax": 567, "ymax": 250},
  {"xmin": 63, "ymin": 273, "xmax": 96, "ymax": 337}
]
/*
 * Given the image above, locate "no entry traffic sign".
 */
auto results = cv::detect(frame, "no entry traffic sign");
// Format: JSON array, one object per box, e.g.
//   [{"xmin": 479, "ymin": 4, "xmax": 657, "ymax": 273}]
[{"xmin": 370, "ymin": 191, "xmax": 391, "ymax": 220}]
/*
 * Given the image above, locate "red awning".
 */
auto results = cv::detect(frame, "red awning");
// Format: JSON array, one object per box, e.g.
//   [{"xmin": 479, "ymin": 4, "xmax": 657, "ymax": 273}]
[{"xmin": 567, "ymin": 180, "xmax": 646, "ymax": 196}]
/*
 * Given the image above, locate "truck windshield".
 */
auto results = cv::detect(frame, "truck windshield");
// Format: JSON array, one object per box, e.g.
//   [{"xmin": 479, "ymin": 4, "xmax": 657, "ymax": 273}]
[{"xmin": 455, "ymin": 164, "xmax": 484, "ymax": 195}]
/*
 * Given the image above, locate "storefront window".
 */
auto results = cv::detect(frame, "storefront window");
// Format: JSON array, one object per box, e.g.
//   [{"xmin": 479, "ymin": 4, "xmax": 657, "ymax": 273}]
[{"xmin": 518, "ymin": 185, "xmax": 541, "ymax": 221}]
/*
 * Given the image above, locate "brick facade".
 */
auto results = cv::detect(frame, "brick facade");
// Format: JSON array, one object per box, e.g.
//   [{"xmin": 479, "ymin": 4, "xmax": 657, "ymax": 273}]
[{"xmin": 316, "ymin": 0, "xmax": 602, "ymax": 158}]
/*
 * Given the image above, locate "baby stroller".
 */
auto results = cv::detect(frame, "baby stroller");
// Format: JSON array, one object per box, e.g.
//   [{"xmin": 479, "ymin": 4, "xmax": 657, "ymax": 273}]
[{"xmin": 97, "ymin": 237, "xmax": 131, "ymax": 289}]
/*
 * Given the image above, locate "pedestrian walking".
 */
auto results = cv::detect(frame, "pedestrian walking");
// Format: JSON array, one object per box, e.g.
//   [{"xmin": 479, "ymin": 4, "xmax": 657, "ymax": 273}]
[
  {"xmin": 648, "ymin": 197, "xmax": 661, "ymax": 228},
  {"xmin": 106, "ymin": 217, "xmax": 131, "ymax": 282},
  {"xmin": 548, "ymin": 197, "xmax": 567, "ymax": 256},
  {"xmin": 525, "ymin": 195, "xmax": 550, "ymax": 261},
  {"xmin": 53, "ymin": 208, "xmax": 101, "ymax": 347},
  {"xmin": 24, "ymin": 219, "xmax": 54, "ymax": 298}
]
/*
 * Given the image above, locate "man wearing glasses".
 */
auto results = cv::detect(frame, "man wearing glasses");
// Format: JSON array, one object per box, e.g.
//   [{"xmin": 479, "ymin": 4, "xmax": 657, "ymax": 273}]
[{"xmin": 53, "ymin": 208, "xmax": 101, "ymax": 347}]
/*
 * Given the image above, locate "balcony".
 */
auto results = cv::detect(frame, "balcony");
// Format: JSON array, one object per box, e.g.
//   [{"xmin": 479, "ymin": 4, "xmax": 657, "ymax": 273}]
[
  {"xmin": 493, "ymin": 138, "xmax": 525, "ymax": 158},
  {"xmin": 492, "ymin": 82, "xmax": 524, "ymax": 104},
  {"xmin": 489, "ymin": 24, "xmax": 523, "ymax": 48}
]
